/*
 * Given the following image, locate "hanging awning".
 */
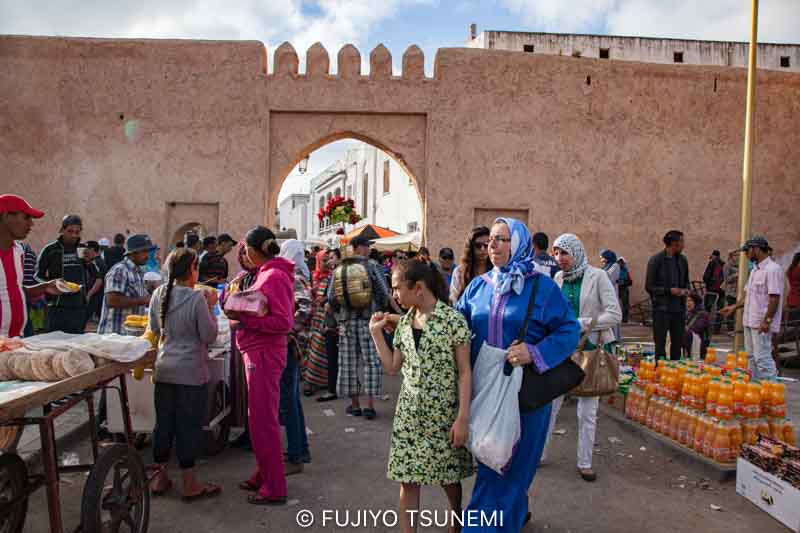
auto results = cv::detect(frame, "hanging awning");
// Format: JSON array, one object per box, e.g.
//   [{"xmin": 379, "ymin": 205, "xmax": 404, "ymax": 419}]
[
  {"xmin": 338, "ymin": 224, "xmax": 399, "ymax": 245},
  {"xmin": 370, "ymin": 231, "xmax": 422, "ymax": 252}
]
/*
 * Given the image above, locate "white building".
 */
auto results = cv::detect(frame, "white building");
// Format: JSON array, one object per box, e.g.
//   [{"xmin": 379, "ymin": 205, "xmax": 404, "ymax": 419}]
[
  {"xmin": 466, "ymin": 25, "xmax": 800, "ymax": 72},
  {"xmin": 305, "ymin": 143, "xmax": 422, "ymax": 246},
  {"xmin": 277, "ymin": 193, "xmax": 310, "ymax": 241}
]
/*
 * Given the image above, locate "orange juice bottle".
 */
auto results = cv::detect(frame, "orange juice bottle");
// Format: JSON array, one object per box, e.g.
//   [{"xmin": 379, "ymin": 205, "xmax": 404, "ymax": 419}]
[
  {"xmin": 756, "ymin": 417, "xmax": 771, "ymax": 440},
  {"xmin": 742, "ymin": 383, "xmax": 762, "ymax": 419},
  {"xmin": 742, "ymin": 418, "xmax": 758, "ymax": 445},
  {"xmin": 717, "ymin": 382, "xmax": 734, "ymax": 421},
  {"xmin": 761, "ymin": 380, "xmax": 772, "ymax": 416},
  {"xmin": 769, "ymin": 418, "xmax": 786, "ymax": 441},
  {"xmin": 705, "ymin": 347, "xmax": 717, "ymax": 365},
  {"xmin": 646, "ymin": 395, "xmax": 658, "ymax": 429},
  {"xmin": 770, "ymin": 382, "xmax": 787, "ymax": 418},
  {"xmin": 784, "ymin": 420, "xmax": 797, "ymax": 446},
  {"xmin": 652, "ymin": 397, "xmax": 664, "ymax": 432},
  {"xmin": 706, "ymin": 379, "xmax": 720, "ymax": 417},
  {"xmin": 671, "ymin": 404, "xmax": 683, "ymax": 440},
  {"xmin": 658, "ymin": 401, "xmax": 672, "ymax": 436},
  {"xmin": 729, "ymin": 421, "xmax": 743, "ymax": 462},
  {"xmin": 703, "ymin": 418, "xmax": 718, "ymax": 458},
  {"xmin": 737, "ymin": 351, "xmax": 749, "ymax": 370},
  {"xmin": 725, "ymin": 353, "xmax": 737, "ymax": 372},
  {"xmin": 678, "ymin": 407, "xmax": 692, "ymax": 445},
  {"xmin": 712, "ymin": 420, "xmax": 732, "ymax": 463},
  {"xmin": 680, "ymin": 373, "xmax": 694, "ymax": 406},
  {"xmin": 686, "ymin": 409, "xmax": 699, "ymax": 447},
  {"xmin": 733, "ymin": 381, "xmax": 746, "ymax": 417},
  {"xmin": 694, "ymin": 414, "xmax": 709, "ymax": 452}
]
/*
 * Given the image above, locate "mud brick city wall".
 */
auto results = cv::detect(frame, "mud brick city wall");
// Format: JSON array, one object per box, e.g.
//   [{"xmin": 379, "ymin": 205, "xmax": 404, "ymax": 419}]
[{"xmin": 2, "ymin": 36, "xmax": 799, "ymax": 299}]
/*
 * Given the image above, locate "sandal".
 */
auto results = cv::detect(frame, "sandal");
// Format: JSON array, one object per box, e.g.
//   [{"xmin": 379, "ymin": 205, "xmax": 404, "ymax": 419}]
[
  {"xmin": 579, "ymin": 468, "xmax": 597, "ymax": 482},
  {"xmin": 239, "ymin": 480, "xmax": 259, "ymax": 492},
  {"xmin": 345, "ymin": 406, "xmax": 362, "ymax": 417},
  {"xmin": 247, "ymin": 494, "xmax": 287, "ymax": 506},
  {"xmin": 362, "ymin": 408, "xmax": 376, "ymax": 420},
  {"xmin": 182, "ymin": 484, "xmax": 222, "ymax": 502},
  {"xmin": 151, "ymin": 479, "xmax": 173, "ymax": 497}
]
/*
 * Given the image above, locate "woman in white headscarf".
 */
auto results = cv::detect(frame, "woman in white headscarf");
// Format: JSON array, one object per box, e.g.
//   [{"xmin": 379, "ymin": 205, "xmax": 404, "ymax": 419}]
[{"xmin": 542, "ymin": 234, "xmax": 621, "ymax": 482}]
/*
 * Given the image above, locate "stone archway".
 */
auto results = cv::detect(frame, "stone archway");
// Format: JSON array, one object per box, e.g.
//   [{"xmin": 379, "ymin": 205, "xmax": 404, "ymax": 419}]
[{"xmin": 267, "ymin": 120, "xmax": 427, "ymax": 236}]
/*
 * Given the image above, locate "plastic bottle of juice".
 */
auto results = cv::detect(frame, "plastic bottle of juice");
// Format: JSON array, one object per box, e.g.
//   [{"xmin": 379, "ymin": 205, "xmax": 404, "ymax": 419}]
[
  {"xmin": 756, "ymin": 417, "xmax": 771, "ymax": 440},
  {"xmin": 711, "ymin": 420, "xmax": 732, "ymax": 463},
  {"xmin": 737, "ymin": 351, "xmax": 749, "ymax": 370},
  {"xmin": 705, "ymin": 347, "xmax": 717, "ymax": 365},
  {"xmin": 761, "ymin": 380, "xmax": 773, "ymax": 416},
  {"xmin": 680, "ymin": 373, "xmax": 693, "ymax": 406},
  {"xmin": 770, "ymin": 382, "xmax": 787, "ymax": 418},
  {"xmin": 729, "ymin": 421, "xmax": 743, "ymax": 462},
  {"xmin": 742, "ymin": 383, "xmax": 762, "ymax": 419},
  {"xmin": 671, "ymin": 404, "xmax": 683, "ymax": 440},
  {"xmin": 784, "ymin": 420, "xmax": 797, "ymax": 446},
  {"xmin": 693, "ymin": 374, "xmax": 706, "ymax": 410},
  {"xmin": 678, "ymin": 407, "xmax": 692, "ymax": 445},
  {"xmin": 733, "ymin": 381, "xmax": 746, "ymax": 417},
  {"xmin": 646, "ymin": 394, "xmax": 658, "ymax": 429},
  {"xmin": 725, "ymin": 352, "xmax": 737, "ymax": 372},
  {"xmin": 686, "ymin": 409, "xmax": 699, "ymax": 447},
  {"xmin": 769, "ymin": 418, "xmax": 786, "ymax": 441},
  {"xmin": 703, "ymin": 418, "xmax": 718, "ymax": 459},
  {"xmin": 657, "ymin": 400, "xmax": 671, "ymax": 436},
  {"xmin": 649, "ymin": 396, "xmax": 662, "ymax": 431},
  {"xmin": 693, "ymin": 414, "xmax": 708, "ymax": 452},
  {"xmin": 717, "ymin": 382, "xmax": 734, "ymax": 421},
  {"xmin": 742, "ymin": 418, "xmax": 758, "ymax": 445},
  {"xmin": 706, "ymin": 379, "xmax": 720, "ymax": 417}
]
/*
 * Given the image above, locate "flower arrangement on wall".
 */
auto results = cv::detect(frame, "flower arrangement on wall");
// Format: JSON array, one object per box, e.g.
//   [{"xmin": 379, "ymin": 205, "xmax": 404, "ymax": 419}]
[{"xmin": 317, "ymin": 196, "xmax": 362, "ymax": 234}]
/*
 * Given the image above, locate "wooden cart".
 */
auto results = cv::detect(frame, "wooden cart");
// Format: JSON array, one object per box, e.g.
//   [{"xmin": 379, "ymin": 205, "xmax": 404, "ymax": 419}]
[{"xmin": 0, "ymin": 350, "xmax": 156, "ymax": 533}]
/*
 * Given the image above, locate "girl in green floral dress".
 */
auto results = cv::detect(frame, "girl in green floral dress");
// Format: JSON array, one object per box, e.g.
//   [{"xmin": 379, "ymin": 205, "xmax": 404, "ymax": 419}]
[{"xmin": 370, "ymin": 259, "xmax": 473, "ymax": 533}]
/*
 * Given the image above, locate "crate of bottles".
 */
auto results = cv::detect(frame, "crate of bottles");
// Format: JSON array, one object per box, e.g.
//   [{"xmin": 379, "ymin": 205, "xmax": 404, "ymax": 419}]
[{"xmin": 624, "ymin": 347, "xmax": 795, "ymax": 466}]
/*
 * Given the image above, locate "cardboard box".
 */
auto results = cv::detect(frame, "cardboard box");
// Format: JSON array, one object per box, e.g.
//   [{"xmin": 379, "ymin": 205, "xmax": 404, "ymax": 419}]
[{"xmin": 737, "ymin": 457, "xmax": 800, "ymax": 532}]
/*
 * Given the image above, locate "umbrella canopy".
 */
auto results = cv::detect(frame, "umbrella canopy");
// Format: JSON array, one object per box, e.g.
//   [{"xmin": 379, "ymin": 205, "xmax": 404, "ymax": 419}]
[
  {"xmin": 370, "ymin": 231, "xmax": 422, "ymax": 252},
  {"xmin": 339, "ymin": 224, "xmax": 399, "ymax": 245}
]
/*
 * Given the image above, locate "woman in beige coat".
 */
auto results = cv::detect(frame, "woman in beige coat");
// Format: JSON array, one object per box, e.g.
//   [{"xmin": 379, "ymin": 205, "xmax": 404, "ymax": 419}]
[{"xmin": 542, "ymin": 233, "xmax": 622, "ymax": 481}]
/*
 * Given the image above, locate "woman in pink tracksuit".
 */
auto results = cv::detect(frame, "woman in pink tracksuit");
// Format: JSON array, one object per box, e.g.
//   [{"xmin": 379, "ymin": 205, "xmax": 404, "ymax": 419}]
[{"xmin": 226, "ymin": 226, "xmax": 295, "ymax": 505}]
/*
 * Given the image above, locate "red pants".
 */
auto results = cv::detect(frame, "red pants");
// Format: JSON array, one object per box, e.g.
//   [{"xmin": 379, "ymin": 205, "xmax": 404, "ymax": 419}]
[{"xmin": 242, "ymin": 345, "xmax": 287, "ymax": 499}]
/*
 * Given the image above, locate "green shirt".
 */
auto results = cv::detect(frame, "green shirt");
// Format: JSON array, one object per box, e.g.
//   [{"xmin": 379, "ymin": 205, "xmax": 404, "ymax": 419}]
[{"xmin": 561, "ymin": 276, "xmax": 601, "ymax": 351}]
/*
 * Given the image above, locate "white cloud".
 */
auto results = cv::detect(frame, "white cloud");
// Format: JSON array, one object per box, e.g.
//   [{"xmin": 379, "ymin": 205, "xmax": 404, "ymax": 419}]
[
  {"xmin": 0, "ymin": 0, "xmax": 432, "ymax": 73},
  {"xmin": 500, "ymin": 0, "xmax": 800, "ymax": 43}
]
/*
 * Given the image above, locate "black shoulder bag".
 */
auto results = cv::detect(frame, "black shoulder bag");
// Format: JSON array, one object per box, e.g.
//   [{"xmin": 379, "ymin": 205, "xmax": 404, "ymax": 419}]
[{"xmin": 511, "ymin": 275, "xmax": 585, "ymax": 413}]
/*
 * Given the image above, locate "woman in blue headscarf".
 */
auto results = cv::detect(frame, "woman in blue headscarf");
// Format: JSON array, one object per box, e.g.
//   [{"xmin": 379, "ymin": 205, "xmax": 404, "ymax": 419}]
[{"xmin": 457, "ymin": 218, "xmax": 580, "ymax": 531}]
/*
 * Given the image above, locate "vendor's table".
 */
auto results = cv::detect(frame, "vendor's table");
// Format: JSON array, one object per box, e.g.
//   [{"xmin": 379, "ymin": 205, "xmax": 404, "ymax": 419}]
[{"xmin": 0, "ymin": 350, "xmax": 156, "ymax": 533}]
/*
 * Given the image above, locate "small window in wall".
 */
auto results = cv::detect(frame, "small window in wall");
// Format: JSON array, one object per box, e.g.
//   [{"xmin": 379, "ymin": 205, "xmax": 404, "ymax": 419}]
[
  {"xmin": 599, "ymin": 48, "xmax": 610, "ymax": 59},
  {"xmin": 319, "ymin": 197, "xmax": 324, "ymax": 210},
  {"xmin": 383, "ymin": 160, "xmax": 391, "ymax": 194},
  {"xmin": 523, "ymin": 44, "xmax": 534, "ymax": 53},
  {"xmin": 673, "ymin": 52, "xmax": 684, "ymax": 63},
  {"xmin": 780, "ymin": 56, "xmax": 790, "ymax": 68},
  {"xmin": 334, "ymin": 187, "xmax": 341, "ymax": 197},
  {"xmin": 346, "ymin": 185, "xmax": 352, "ymax": 198},
  {"xmin": 407, "ymin": 222, "xmax": 419, "ymax": 233}
]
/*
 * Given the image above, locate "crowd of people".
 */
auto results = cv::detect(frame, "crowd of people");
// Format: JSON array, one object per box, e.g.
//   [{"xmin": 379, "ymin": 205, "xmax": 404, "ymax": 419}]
[{"xmin": 2, "ymin": 191, "xmax": 800, "ymax": 531}]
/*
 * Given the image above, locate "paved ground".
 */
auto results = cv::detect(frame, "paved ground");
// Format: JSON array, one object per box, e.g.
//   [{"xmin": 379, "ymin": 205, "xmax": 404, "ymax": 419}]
[{"xmin": 21, "ymin": 376, "xmax": 787, "ymax": 533}]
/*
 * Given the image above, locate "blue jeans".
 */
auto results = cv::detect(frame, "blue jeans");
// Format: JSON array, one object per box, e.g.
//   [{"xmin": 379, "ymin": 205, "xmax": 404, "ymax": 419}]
[{"xmin": 280, "ymin": 342, "xmax": 309, "ymax": 463}]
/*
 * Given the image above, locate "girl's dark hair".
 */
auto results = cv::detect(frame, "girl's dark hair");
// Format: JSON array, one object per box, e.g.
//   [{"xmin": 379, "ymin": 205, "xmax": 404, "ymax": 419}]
[
  {"xmin": 456, "ymin": 226, "xmax": 492, "ymax": 302},
  {"xmin": 689, "ymin": 292, "xmax": 703, "ymax": 308},
  {"xmin": 160, "ymin": 248, "xmax": 198, "ymax": 339},
  {"xmin": 245, "ymin": 226, "xmax": 280, "ymax": 258},
  {"xmin": 788, "ymin": 252, "xmax": 800, "ymax": 276},
  {"xmin": 394, "ymin": 258, "xmax": 449, "ymax": 303},
  {"xmin": 329, "ymin": 248, "xmax": 341, "ymax": 259}
]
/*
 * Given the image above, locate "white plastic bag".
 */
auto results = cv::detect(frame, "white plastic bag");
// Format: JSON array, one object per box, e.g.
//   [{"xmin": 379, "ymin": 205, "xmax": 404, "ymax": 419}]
[{"xmin": 466, "ymin": 341, "xmax": 524, "ymax": 474}]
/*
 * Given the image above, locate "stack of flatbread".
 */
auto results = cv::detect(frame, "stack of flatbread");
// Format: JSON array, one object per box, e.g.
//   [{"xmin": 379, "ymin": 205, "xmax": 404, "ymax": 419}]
[{"xmin": 0, "ymin": 348, "xmax": 95, "ymax": 382}]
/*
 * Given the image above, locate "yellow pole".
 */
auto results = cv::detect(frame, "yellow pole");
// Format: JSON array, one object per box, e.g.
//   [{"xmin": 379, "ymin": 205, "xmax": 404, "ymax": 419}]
[{"xmin": 734, "ymin": 0, "xmax": 759, "ymax": 352}]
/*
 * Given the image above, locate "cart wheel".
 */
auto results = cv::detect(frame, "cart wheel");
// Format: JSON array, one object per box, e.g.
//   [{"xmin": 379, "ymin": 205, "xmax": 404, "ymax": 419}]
[
  {"xmin": 81, "ymin": 444, "xmax": 149, "ymax": 533},
  {"xmin": 204, "ymin": 382, "xmax": 231, "ymax": 456},
  {"xmin": 0, "ymin": 453, "xmax": 28, "ymax": 533}
]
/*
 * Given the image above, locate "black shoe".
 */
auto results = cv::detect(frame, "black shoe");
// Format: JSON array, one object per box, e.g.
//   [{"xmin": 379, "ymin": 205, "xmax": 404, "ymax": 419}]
[
  {"xmin": 316, "ymin": 393, "xmax": 338, "ymax": 402},
  {"xmin": 345, "ymin": 406, "xmax": 362, "ymax": 417},
  {"xmin": 362, "ymin": 408, "xmax": 376, "ymax": 420}
]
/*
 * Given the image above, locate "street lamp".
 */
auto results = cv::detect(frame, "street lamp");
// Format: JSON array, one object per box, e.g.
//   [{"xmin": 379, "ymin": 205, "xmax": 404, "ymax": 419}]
[{"xmin": 298, "ymin": 155, "xmax": 310, "ymax": 175}]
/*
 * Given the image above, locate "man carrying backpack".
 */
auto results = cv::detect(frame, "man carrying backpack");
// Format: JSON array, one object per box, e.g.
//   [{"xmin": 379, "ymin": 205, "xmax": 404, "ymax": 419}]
[
  {"xmin": 327, "ymin": 236, "xmax": 399, "ymax": 420},
  {"xmin": 703, "ymin": 249, "xmax": 726, "ymax": 333}
]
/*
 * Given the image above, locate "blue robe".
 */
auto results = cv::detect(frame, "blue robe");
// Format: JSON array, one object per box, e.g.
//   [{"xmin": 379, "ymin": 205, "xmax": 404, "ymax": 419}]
[{"xmin": 457, "ymin": 271, "xmax": 579, "ymax": 532}]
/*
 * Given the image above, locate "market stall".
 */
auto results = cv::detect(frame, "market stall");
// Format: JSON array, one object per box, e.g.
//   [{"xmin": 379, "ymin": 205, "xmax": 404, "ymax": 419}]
[
  {"xmin": 0, "ymin": 334, "xmax": 156, "ymax": 533},
  {"xmin": 370, "ymin": 231, "xmax": 422, "ymax": 252}
]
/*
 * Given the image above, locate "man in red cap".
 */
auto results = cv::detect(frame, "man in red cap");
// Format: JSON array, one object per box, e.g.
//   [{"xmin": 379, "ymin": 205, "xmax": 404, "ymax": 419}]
[{"xmin": 0, "ymin": 194, "xmax": 65, "ymax": 338}]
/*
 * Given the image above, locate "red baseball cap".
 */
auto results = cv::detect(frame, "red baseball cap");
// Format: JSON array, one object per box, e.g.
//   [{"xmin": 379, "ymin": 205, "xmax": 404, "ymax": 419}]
[{"xmin": 0, "ymin": 194, "xmax": 45, "ymax": 218}]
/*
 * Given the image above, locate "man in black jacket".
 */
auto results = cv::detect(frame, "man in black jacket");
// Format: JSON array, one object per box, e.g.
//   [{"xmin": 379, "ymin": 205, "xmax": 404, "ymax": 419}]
[
  {"xmin": 36, "ymin": 214, "xmax": 90, "ymax": 333},
  {"xmin": 103, "ymin": 233, "xmax": 126, "ymax": 270},
  {"xmin": 645, "ymin": 230, "xmax": 690, "ymax": 360}
]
